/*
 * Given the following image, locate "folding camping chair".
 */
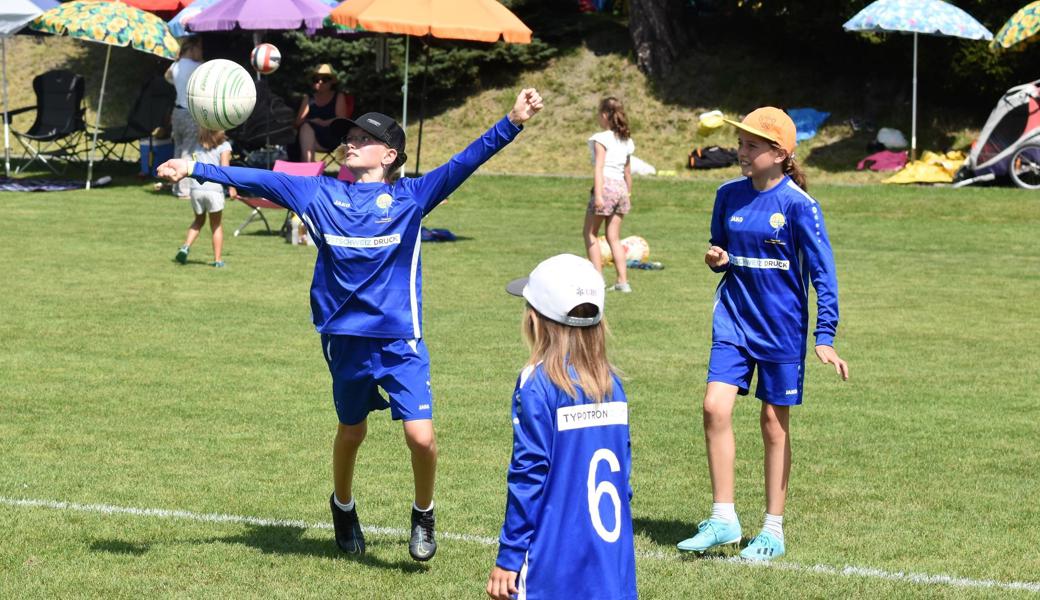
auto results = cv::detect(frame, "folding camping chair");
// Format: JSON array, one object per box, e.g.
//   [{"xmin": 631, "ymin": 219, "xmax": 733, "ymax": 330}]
[
  {"xmin": 228, "ymin": 79, "xmax": 295, "ymax": 166},
  {"xmin": 6, "ymin": 70, "xmax": 86, "ymax": 174},
  {"xmin": 96, "ymin": 75, "xmax": 176, "ymax": 162},
  {"xmin": 233, "ymin": 160, "xmax": 324, "ymax": 236}
]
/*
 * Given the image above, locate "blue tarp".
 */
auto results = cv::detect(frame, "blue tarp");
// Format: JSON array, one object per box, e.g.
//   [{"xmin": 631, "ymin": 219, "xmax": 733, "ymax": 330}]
[{"xmin": 788, "ymin": 108, "xmax": 830, "ymax": 142}]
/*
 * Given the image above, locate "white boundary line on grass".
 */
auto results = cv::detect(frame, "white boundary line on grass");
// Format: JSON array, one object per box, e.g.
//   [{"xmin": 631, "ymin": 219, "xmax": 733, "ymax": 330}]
[{"xmin": 3, "ymin": 496, "xmax": 1038, "ymax": 594}]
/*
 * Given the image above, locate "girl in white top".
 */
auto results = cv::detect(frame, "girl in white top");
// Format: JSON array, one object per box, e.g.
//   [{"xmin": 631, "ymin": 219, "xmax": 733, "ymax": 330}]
[
  {"xmin": 583, "ymin": 97, "xmax": 635, "ymax": 292},
  {"xmin": 174, "ymin": 128, "xmax": 236, "ymax": 268}
]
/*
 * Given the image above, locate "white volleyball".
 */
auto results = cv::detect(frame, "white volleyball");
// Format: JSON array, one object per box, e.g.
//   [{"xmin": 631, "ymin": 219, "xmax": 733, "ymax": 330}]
[
  {"xmin": 598, "ymin": 235, "xmax": 650, "ymax": 264},
  {"xmin": 250, "ymin": 43, "xmax": 281, "ymax": 75},
  {"xmin": 187, "ymin": 59, "xmax": 256, "ymax": 130}
]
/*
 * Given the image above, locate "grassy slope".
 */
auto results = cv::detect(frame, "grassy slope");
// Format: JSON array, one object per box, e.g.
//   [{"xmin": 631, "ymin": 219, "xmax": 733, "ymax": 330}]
[{"xmin": 0, "ymin": 174, "xmax": 1038, "ymax": 597}]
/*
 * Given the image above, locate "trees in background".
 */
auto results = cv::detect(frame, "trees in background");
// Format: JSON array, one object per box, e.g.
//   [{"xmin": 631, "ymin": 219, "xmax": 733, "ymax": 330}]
[
  {"xmin": 263, "ymin": 0, "xmax": 1039, "ymax": 121},
  {"xmin": 628, "ymin": 0, "xmax": 688, "ymax": 78}
]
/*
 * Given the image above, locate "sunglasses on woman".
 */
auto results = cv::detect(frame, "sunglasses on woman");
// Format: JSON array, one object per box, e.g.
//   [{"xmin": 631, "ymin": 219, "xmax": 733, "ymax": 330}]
[{"xmin": 314, "ymin": 76, "xmax": 332, "ymax": 83}]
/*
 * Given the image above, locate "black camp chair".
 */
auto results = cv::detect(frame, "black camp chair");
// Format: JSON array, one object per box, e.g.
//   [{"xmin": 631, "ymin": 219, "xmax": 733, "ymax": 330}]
[
  {"xmin": 96, "ymin": 74, "xmax": 176, "ymax": 162},
  {"xmin": 227, "ymin": 80, "xmax": 296, "ymax": 167},
  {"xmin": 6, "ymin": 70, "xmax": 86, "ymax": 174}
]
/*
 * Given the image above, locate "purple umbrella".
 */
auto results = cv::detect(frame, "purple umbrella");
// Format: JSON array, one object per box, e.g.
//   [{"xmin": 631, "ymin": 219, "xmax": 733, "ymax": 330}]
[{"xmin": 186, "ymin": 0, "xmax": 331, "ymax": 32}]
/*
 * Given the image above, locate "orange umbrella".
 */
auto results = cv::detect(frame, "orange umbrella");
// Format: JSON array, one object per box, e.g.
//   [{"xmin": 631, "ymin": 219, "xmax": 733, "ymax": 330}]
[
  {"xmin": 328, "ymin": 0, "xmax": 531, "ymax": 43},
  {"xmin": 327, "ymin": 0, "xmax": 531, "ymax": 171}
]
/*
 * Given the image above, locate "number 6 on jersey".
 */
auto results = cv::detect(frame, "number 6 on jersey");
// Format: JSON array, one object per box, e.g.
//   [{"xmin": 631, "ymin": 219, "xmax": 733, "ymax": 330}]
[{"xmin": 588, "ymin": 448, "xmax": 622, "ymax": 543}]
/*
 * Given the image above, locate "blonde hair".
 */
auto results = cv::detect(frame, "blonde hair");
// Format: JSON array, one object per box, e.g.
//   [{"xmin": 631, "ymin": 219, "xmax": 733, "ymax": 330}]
[
  {"xmin": 599, "ymin": 97, "xmax": 630, "ymax": 141},
  {"xmin": 198, "ymin": 128, "xmax": 226, "ymax": 150},
  {"xmin": 521, "ymin": 303, "xmax": 617, "ymax": 403}
]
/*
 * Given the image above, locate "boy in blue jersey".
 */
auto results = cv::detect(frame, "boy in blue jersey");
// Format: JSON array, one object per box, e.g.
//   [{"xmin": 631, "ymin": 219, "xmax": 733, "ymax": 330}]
[
  {"xmin": 676, "ymin": 108, "xmax": 849, "ymax": 561},
  {"xmin": 488, "ymin": 254, "xmax": 637, "ymax": 600},
  {"xmin": 157, "ymin": 88, "xmax": 544, "ymax": 562}
]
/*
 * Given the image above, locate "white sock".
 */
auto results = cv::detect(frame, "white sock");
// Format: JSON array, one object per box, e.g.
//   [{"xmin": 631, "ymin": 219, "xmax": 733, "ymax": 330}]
[
  {"xmin": 710, "ymin": 502, "xmax": 737, "ymax": 523},
  {"xmin": 413, "ymin": 501, "xmax": 434, "ymax": 513},
  {"xmin": 763, "ymin": 513, "xmax": 784, "ymax": 541},
  {"xmin": 334, "ymin": 494, "xmax": 354, "ymax": 512}
]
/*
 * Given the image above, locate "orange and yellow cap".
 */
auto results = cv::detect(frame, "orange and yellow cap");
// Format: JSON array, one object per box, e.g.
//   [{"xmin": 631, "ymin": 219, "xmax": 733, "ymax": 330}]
[{"xmin": 724, "ymin": 107, "xmax": 797, "ymax": 154}]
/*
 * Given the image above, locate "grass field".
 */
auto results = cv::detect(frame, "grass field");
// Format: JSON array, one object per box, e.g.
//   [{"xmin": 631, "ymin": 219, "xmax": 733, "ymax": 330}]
[{"xmin": 1, "ymin": 169, "xmax": 1039, "ymax": 598}]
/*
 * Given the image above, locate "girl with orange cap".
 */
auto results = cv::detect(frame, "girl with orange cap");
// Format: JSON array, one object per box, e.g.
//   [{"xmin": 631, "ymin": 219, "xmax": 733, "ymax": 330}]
[{"xmin": 677, "ymin": 107, "xmax": 849, "ymax": 561}]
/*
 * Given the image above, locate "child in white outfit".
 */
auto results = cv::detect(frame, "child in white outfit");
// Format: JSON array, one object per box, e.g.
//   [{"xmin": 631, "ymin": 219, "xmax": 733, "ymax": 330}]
[
  {"xmin": 174, "ymin": 128, "xmax": 236, "ymax": 267},
  {"xmin": 582, "ymin": 97, "xmax": 635, "ymax": 292}
]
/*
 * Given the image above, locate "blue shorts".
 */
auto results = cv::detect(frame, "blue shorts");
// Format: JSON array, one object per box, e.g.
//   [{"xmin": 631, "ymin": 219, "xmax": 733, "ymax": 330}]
[
  {"xmin": 320, "ymin": 334, "xmax": 434, "ymax": 425},
  {"xmin": 706, "ymin": 342, "xmax": 804, "ymax": 406}
]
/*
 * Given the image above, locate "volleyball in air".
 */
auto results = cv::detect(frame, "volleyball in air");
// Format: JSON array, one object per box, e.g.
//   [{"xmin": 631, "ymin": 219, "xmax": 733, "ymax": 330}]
[
  {"xmin": 250, "ymin": 43, "xmax": 281, "ymax": 75},
  {"xmin": 186, "ymin": 59, "xmax": 256, "ymax": 130}
]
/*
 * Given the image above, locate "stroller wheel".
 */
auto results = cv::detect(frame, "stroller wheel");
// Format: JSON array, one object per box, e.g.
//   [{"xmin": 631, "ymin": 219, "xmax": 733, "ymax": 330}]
[{"xmin": 1009, "ymin": 144, "xmax": 1040, "ymax": 190}]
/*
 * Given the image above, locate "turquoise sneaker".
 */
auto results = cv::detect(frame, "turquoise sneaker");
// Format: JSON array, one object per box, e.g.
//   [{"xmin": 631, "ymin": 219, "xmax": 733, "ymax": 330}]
[
  {"xmin": 175, "ymin": 246, "xmax": 189, "ymax": 264},
  {"xmin": 676, "ymin": 518, "xmax": 742, "ymax": 552},
  {"xmin": 740, "ymin": 531, "xmax": 785, "ymax": 561}
]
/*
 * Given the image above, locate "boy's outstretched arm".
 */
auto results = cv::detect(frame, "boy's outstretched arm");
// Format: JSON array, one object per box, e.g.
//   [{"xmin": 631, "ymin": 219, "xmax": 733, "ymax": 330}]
[
  {"xmin": 407, "ymin": 88, "xmax": 543, "ymax": 215},
  {"xmin": 156, "ymin": 159, "xmax": 318, "ymax": 215}
]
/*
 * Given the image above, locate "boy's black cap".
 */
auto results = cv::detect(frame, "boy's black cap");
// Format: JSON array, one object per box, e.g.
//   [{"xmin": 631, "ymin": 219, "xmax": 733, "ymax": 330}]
[{"xmin": 331, "ymin": 112, "xmax": 406, "ymax": 155}]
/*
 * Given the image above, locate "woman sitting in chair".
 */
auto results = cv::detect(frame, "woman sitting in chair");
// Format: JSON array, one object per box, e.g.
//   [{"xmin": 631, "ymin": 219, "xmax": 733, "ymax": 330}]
[{"xmin": 295, "ymin": 64, "xmax": 355, "ymax": 163}]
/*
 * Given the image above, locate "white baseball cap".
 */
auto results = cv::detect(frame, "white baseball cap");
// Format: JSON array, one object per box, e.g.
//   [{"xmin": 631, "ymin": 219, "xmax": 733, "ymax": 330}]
[{"xmin": 506, "ymin": 254, "xmax": 605, "ymax": 327}]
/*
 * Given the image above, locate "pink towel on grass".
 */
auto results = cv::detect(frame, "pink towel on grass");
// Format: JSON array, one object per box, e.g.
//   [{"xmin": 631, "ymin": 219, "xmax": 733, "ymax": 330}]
[{"xmin": 857, "ymin": 150, "xmax": 908, "ymax": 172}]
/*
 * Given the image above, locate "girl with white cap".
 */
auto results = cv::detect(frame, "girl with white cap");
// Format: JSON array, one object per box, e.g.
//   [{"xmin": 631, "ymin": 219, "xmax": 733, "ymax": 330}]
[
  {"xmin": 488, "ymin": 254, "xmax": 636, "ymax": 600},
  {"xmin": 677, "ymin": 107, "xmax": 849, "ymax": 561}
]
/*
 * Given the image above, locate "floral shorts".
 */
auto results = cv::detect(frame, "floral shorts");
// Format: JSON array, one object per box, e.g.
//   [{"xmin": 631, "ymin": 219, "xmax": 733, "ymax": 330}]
[{"xmin": 587, "ymin": 178, "xmax": 631, "ymax": 216}]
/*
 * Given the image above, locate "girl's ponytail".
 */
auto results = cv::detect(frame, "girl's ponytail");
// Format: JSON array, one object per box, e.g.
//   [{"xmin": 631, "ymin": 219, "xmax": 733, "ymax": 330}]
[
  {"xmin": 782, "ymin": 154, "xmax": 808, "ymax": 191},
  {"xmin": 599, "ymin": 97, "xmax": 630, "ymax": 141}
]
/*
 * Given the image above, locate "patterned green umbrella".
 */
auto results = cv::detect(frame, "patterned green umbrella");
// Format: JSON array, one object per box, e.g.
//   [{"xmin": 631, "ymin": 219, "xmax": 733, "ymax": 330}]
[
  {"xmin": 30, "ymin": 0, "xmax": 179, "ymax": 59},
  {"xmin": 991, "ymin": 1, "xmax": 1040, "ymax": 50},
  {"xmin": 29, "ymin": 1, "xmax": 180, "ymax": 187}
]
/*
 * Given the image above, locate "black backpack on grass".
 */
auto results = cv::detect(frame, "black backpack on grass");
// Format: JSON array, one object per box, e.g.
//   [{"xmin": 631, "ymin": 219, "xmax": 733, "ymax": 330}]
[{"xmin": 688, "ymin": 146, "xmax": 738, "ymax": 169}]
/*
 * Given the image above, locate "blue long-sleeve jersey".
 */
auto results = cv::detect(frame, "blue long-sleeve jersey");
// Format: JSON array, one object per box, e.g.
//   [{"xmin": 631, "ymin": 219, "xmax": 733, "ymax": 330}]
[
  {"xmin": 190, "ymin": 116, "xmax": 522, "ymax": 339},
  {"xmin": 709, "ymin": 176, "xmax": 839, "ymax": 363},
  {"xmin": 496, "ymin": 364, "xmax": 637, "ymax": 600}
]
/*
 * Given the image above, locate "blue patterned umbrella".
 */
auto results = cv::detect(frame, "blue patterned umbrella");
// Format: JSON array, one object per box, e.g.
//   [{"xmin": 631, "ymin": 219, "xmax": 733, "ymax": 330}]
[{"xmin": 844, "ymin": 0, "xmax": 992, "ymax": 159}]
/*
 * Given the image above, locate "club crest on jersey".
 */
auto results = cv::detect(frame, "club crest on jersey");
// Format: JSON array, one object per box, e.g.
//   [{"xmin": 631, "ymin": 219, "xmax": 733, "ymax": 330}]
[
  {"xmin": 765, "ymin": 212, "xmax": 787, "ymax": 246},
  {"xmin": 375, "ymin": 193, "xmax": 393, "ymax": 223}
]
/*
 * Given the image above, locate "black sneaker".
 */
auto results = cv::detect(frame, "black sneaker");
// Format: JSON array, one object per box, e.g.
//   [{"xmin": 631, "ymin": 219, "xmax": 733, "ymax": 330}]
[
  {"xmin": 330, "ymin": 493, "xmax": 365, "ymax": 555},
  {"xmin": 408, "ymin": 506, "xmax": 437, "ymax": 561}
]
